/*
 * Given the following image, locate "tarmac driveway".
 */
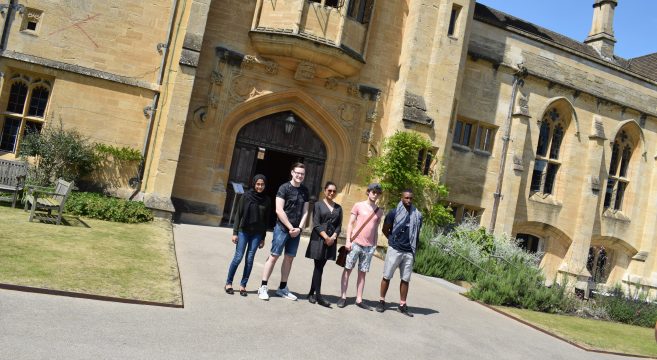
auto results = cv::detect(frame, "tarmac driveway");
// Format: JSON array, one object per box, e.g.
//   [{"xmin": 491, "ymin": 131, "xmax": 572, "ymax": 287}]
[{"xmin": 0, "ymin": 224, "xmax": 639, "ymax": 359}]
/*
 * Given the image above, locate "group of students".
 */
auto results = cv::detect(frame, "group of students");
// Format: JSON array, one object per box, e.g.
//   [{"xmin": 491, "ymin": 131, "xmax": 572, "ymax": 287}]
[{"xmin": 224, "ymin": 162, "xmax": 422, "ymax": 317}]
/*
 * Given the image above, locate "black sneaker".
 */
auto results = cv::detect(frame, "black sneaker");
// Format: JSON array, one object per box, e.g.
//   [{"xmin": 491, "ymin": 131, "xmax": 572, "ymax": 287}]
[
  {"xmin": 356, "ymin": 301, "xmax": 373, "ymax": 311},
  {"xmin": 397, "ymin": 304, "xmax": 414, "ymax": 317},
  {"xmin": 308, "ymin": 294, "xmax": 317, "ymax": 304},
  {"xmin": 337, "ymin": 298, "xmax": 347, "ymax": 308},
  {"xmin": 376, "ymin": 300, "xmax": 386, "ymax": 313}
]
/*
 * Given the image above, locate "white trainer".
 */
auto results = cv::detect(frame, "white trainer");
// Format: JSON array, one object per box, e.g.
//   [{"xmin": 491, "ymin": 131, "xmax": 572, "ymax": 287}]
[
  {"xmin": 258, "ymin": 285, "xmax": 269, "ymax": 300},
  {"xmin": 275, "ymin": 286, "xmax": 298, "ymax": 301}
]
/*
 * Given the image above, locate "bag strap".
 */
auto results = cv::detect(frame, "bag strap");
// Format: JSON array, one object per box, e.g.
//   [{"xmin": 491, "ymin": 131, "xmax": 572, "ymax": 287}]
[{"xmin": 350, "ymin": 206, "xmax": 380, "ymax": 242}]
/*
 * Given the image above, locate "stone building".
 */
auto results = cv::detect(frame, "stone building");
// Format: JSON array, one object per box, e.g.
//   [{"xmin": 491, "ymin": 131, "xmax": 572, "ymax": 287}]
[{"xmin": 0, "ymin": 0, "xmax": 655, "ymax": 295}]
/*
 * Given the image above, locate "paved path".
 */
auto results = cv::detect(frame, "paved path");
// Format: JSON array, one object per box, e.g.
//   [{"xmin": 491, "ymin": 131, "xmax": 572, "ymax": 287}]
[{"xmin": 0, "ymin": 224, "xmax": 639, "ymax": 359}]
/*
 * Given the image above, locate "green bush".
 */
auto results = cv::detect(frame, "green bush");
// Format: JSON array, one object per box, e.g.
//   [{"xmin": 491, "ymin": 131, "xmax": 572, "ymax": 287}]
[
  {"xmin": 599, "ymin": 286, "xmax": 657, "ymax": 328},
  {"xmin": 66, "ymin": 192, "xmax": 153, "ymax": 223},
  {"xmin": 19, "ymin": 121, "xmax": 99, "ymax": 186},
  {"xmin": 365, "ymin": 131, "xmax": 453, "ymax": 227}
]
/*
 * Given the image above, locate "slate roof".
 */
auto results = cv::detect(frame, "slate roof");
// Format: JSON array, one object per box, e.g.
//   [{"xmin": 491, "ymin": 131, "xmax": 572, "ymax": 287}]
[{"xmin": 473, "ymin": 2, "xmax": 657, "ymax": 82}]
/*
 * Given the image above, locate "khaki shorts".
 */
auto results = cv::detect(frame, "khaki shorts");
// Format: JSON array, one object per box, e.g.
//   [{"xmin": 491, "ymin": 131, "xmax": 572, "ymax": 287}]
[{"xmin": 382, "ymin": 247, "xmax": 414, "ymax": 282}]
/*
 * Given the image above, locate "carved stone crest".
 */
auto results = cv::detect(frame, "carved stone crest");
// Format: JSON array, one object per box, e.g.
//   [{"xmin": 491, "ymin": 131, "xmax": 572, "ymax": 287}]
[
  {"xmin": 512, "ymin": 154, "xmax": 524, "ymax": 171},
  {"xmin": 294, "ymin": 61, "xmax": 315, "ymax": 81},
  {"xmin": 347, "ymin": 82, "xmax": 360, "ymax": 97},
  {"xmin": 337, "ymin": 103, "xmax": 360, "ymax": 127},
  {"xmin": 325, "ymin": 77, "xmax": 338, "ymax": 90},
  {"xmin": 241, "ymin": 55, "xmax": 257, "ymax": 70},
  {"xmin": 264, "ymin": 60, "xmax": 279, "ymax": 75}
]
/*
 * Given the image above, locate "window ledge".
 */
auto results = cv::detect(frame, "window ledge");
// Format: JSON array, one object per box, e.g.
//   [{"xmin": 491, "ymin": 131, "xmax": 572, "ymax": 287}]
[
  {"xmin": 451, "ymin": 143, "xmax": 471, "ymax": 153},
  {"xmin": 528, "ymin": 192, "xmax": 562, "ymax": 207},
  {"xmin": 473, "ymin": 149, "xmax": 491, "ymax": 157},
  {"xmin": 602, "ymin": 208, "xmax": 631, "ymax": 222}
]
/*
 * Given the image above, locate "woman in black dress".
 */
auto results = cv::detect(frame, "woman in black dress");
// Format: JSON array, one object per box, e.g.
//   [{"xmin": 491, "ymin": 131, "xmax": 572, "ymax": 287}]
[
  {"xmin": 225, "ymin": 174, "xmax": 271, "ymax": 296},
  {"xmin": 305, "ymin": 181, "xmax": 342, "ymax": 307}
]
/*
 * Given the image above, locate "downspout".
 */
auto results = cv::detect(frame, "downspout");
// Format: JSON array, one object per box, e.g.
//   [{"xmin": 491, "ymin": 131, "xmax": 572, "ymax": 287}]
[
  {"xmin": 130, "ymin": 0, "xmax": 180, "ymax": 200},
  {"xmin": 488, "ymin": 64, "xmax": 527, "ymax": 234},
  {"xmin": 0, "ymin": 0, "xmax": 18, "ymax": 50}
]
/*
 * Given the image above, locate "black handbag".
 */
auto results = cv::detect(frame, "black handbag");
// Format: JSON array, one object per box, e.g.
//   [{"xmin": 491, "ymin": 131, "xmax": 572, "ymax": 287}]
[{"xmin": 336, "ymin": 246, "xmax": 348, "ymax": 267}]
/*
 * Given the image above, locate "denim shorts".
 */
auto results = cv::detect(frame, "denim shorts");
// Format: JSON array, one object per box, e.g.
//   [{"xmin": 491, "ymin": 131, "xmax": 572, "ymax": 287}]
[
  {"xmin": 345, "ymin": 243, "xmax": 375, "ymax": 272},
  {"xmin": 270, "ymin": 223, "xmax": 301, "ymax": 257},
  {"xmin": 382, "ymin": 247, "xmax": 414, "ymax": 282}
]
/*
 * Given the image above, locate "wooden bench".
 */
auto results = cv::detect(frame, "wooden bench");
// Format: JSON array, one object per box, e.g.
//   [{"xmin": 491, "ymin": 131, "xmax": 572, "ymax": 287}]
[
  {"xmin": 24, "ymin": 178, "xmax": 74, "ymax": 225},
  {"xmin": 0, "ymin": 159, "xmax": 28, "ymax": 208}
]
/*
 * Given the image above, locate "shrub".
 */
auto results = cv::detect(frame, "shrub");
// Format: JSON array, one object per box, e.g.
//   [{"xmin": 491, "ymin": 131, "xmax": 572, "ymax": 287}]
[
  {"xmin": 365, "ymin": 131, "xmax": 453, "ymax": 227},
  {"xmin": 19, "ymin": 121, "xmax": 99, "ymax": 186},
  {"xmin": 66, "ymin": 191, "xmax": 153, "ymax": 223},
  {"xmin": 598, "ymin": 285, "xmax": 657, "ymax": 328}
]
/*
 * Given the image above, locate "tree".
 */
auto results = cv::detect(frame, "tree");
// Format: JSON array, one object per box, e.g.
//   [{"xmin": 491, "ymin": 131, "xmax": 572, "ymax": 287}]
[
  {"xmin": 19, "ymin": 121, "xmax": 99, "ymax": 186},
  {"xmin": 366, "ymin": 131, "xmax": 453, "ymax": 227}
]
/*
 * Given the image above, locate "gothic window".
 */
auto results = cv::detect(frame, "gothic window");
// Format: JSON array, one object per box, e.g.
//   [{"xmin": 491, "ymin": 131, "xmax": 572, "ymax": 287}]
[
  {"xmin": 453, "ymin": 118, "xmax": 496, "ymax": 152},
  {"xmin": 347, "ymin": 0, "xmax": 375, "ymax": 24},
  {"xmin": 417, "ymin": 148, "xmax": 434, "ymax": 175},
  {"xmin": 0, "ymin": 75, "xmax": 51, "ymax": 153},
  {"xmin": 530, "ymin": 108, "xmax": 565, "ymax": 195},
  {"xmin": 603, "ymin": 130, "xmax": 633, "ymax": 211},
  {"xmin": 516, "ymin": 233, "xmax": 542, "ymax": 253},
  {"xmin": 448, "ymin": 4, "xmax": 462, "ymax": 37}
]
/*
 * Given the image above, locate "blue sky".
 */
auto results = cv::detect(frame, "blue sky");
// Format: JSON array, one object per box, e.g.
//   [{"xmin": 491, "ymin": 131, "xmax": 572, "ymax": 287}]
[{"xmin": 476, "ymin": 0, "xmax": 657, "ymax": 59}]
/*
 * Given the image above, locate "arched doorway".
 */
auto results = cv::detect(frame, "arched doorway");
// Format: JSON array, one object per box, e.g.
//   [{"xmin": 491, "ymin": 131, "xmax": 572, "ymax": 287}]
[{"xmin": 224, "ymin": 111, "xmax": 327, "ymax": 225}]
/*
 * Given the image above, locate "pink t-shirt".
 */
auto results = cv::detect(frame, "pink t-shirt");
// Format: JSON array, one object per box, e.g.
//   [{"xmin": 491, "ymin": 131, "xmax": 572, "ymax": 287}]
[{"xmin": 350, "ymin": 201, "xmax": 384, "ymax": 247}]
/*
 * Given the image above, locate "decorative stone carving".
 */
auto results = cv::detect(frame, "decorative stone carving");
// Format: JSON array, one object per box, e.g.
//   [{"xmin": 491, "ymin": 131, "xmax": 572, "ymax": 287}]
[
  {"xmin": 512, "ymin": 154, "xmax": 524, "ymax": 171},
  {"xmin": 513, "ymin": 91, "xmax": 530, "ymax": 117},
  {"xmin": 294, "ymin": 61, "xmax": 315, "ymax": 81},
  {"xmin": 211, "ymin": 70, "xmax": 223, "ymax": 86},
  {"xmin": 347, "ymin": 82, "xmax": 360, "ymax": 97},
  {"xmin": 324, "ymin": 77, "xmax": 338, "ymax": 90},
  {"xmin": 337, "ymin": 103, "xmax": 360, "ymax": 127},
  {"xmin": 241, "ymin": 55, "xmax": 257, "ymax": 70},
  {"xmin": 263, "ymin": 60, "xmax": 279, "ymax": 75},
  {"xmin": 366, "ymin": 91, "xmax": 382, "ymax": 122},
  {"xmin": 193, "ymin": 106, "xmax": 208, "ymax": 128},
  {"xmin": 589, "ymin": 116, "xmax": 607, "ymax": 140},
  {"xmin": 361, "ymin": 130, "xmax": 372, "ymax": 143},
  {"xmin": 231, "ymin": 76, "xmax": 257, "ymax": 98},
  {"xmin": 590, "ymin": 175, "xmax": 601, "ymax": 193},
  {"xmin": 208, "ymin": 93, "xmax": 219, "ymax": 108}
]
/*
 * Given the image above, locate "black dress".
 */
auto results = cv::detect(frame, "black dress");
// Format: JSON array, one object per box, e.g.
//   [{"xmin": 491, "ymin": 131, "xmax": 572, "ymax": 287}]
[{"xmin": 305, "ymin": 200, "xmax": 342, "ymax": 261}]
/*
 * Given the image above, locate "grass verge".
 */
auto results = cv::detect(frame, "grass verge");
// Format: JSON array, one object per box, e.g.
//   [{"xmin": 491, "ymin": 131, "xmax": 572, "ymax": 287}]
[
  {"xmin": 495, "ymin": 306, "xmax": 657, "ymax": 358},
  {"xmin": 0, "ymin": 204, "xmax": 182, "ymax": 305}
]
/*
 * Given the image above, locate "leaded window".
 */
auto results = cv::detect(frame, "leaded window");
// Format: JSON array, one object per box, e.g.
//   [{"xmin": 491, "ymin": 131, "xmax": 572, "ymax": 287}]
[
  {"xmin": 0, "ymin": 75, "xmax": 51, "ymax": 153},
  {"xmin": 603, "ymin": 130, "xmax": 633, "ymax": 211},
  {"xmin": 530, "ymin": 108, "xmax": 565, "ymax": 195}
]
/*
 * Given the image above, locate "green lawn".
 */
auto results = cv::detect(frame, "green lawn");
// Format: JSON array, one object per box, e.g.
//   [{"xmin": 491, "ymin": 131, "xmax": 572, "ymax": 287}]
[
  {"xmin": 0, "ymin": 204, "xmax": 182, "ymax": 305},
  {"xmin": 496, "ymin": 306, "xmax": 657, "ymax": 357}
]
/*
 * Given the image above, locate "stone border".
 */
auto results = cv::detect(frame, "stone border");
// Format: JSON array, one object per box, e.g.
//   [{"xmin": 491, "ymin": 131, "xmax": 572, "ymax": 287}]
[{"xmin": 469, "ymin": 296, "xmax": 653, "ymax": 359}]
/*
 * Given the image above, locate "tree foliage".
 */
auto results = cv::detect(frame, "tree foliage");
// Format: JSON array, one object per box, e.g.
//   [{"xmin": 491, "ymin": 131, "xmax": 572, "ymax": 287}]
[
  {"xmin": 366, "ymin": 131, "xmax": 453, "ymax": 226},
  {"xmin": 19, "ymin": 122, "xmax": 99, "ymax": 186}
]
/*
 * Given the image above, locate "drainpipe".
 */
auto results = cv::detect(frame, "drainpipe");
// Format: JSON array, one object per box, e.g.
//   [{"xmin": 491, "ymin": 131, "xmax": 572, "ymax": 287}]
[
  {"xmin": 488, "ymin": 64, "xmax": 527, "ymax": 234},
  {"xmin": 130, "ymin": 0, "xmax": 180, "ymax": 200},
  {"xmin": 0, "ymin": 0, "xmax": 21, "ymax": 50}
]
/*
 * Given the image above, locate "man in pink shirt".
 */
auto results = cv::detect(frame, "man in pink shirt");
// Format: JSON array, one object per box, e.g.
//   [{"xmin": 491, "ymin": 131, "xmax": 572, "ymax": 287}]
[{"xmin": 337, "ymin": 183, "xmax": 384, "ymax": 310}]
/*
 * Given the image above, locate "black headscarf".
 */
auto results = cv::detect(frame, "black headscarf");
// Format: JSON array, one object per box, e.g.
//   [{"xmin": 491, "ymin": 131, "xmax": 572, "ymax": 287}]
[{"xmin": 242, "ymin": 174, "xmax": 267, "ymax": 226}]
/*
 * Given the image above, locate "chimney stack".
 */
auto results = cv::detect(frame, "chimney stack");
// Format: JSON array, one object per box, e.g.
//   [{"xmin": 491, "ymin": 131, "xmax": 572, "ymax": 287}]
[{"xmin": 584, "ymin": 0, "xmax": 617, "ymax": 59}]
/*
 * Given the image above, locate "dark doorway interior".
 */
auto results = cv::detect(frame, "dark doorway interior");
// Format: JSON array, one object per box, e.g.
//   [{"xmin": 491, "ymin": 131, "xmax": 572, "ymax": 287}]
[{"xmin": 254, "ymin": 148, "xmax": 304, "ymax": 227}]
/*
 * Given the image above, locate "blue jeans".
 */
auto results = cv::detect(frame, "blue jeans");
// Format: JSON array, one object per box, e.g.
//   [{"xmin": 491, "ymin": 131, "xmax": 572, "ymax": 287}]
[
  {"xmin": 226, "ymin": 231, "xmax": 263, "ymax": 287},
  {"xmin": 270, "ymin": 223, "xmax": 300, "ymax": 257}
]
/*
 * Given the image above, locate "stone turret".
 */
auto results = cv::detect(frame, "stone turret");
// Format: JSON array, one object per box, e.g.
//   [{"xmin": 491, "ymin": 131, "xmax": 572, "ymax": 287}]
[{"xmin": 584, "ymin": 0, "xmax": 618, "ymax": 59}]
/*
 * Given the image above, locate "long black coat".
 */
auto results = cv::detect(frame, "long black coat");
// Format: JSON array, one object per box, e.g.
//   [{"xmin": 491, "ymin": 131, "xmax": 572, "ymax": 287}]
[{"xmin": 305, "ymin": 200, "xmax": 342, "ymax": 261}]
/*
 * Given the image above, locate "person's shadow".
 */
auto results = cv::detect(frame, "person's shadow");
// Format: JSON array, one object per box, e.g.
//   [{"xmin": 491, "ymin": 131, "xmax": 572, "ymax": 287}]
[{"xmin": 306, "ymin": 294, "xmax": 440, "ymax": 315}]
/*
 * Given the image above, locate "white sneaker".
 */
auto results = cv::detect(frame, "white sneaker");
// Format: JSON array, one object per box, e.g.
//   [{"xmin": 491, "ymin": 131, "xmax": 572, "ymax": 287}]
[
  {"xmin": 275, "ymin": 286, "xmax": 298, "ymax": 301},
  {"xmin": 258, "ymin": 285, "xmax": 269, "ymax": 300}
]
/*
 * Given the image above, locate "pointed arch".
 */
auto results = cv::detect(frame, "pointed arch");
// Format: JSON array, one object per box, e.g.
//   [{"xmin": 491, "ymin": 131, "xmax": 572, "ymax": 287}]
[
  {"xmin": 536, "ymin": 97, "xmax": 580, "ymax": 136},
  {"xmin": 216, "ymin": 89, "xmax": 353, "ymax": 187},
  {"xmin": 609, "ymin": 119, "xmax": 646, "ymax": 158}
]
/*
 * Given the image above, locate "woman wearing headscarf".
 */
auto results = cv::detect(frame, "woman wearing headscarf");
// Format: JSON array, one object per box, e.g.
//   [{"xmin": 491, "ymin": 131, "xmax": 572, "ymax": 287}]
[
  {"xmin": 225, "ymin": 174, "xmax": 271, "ymax": 296},
  {"xmin": 305, "ymin": 181, "xmax": 342, "ymax": 307}
]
